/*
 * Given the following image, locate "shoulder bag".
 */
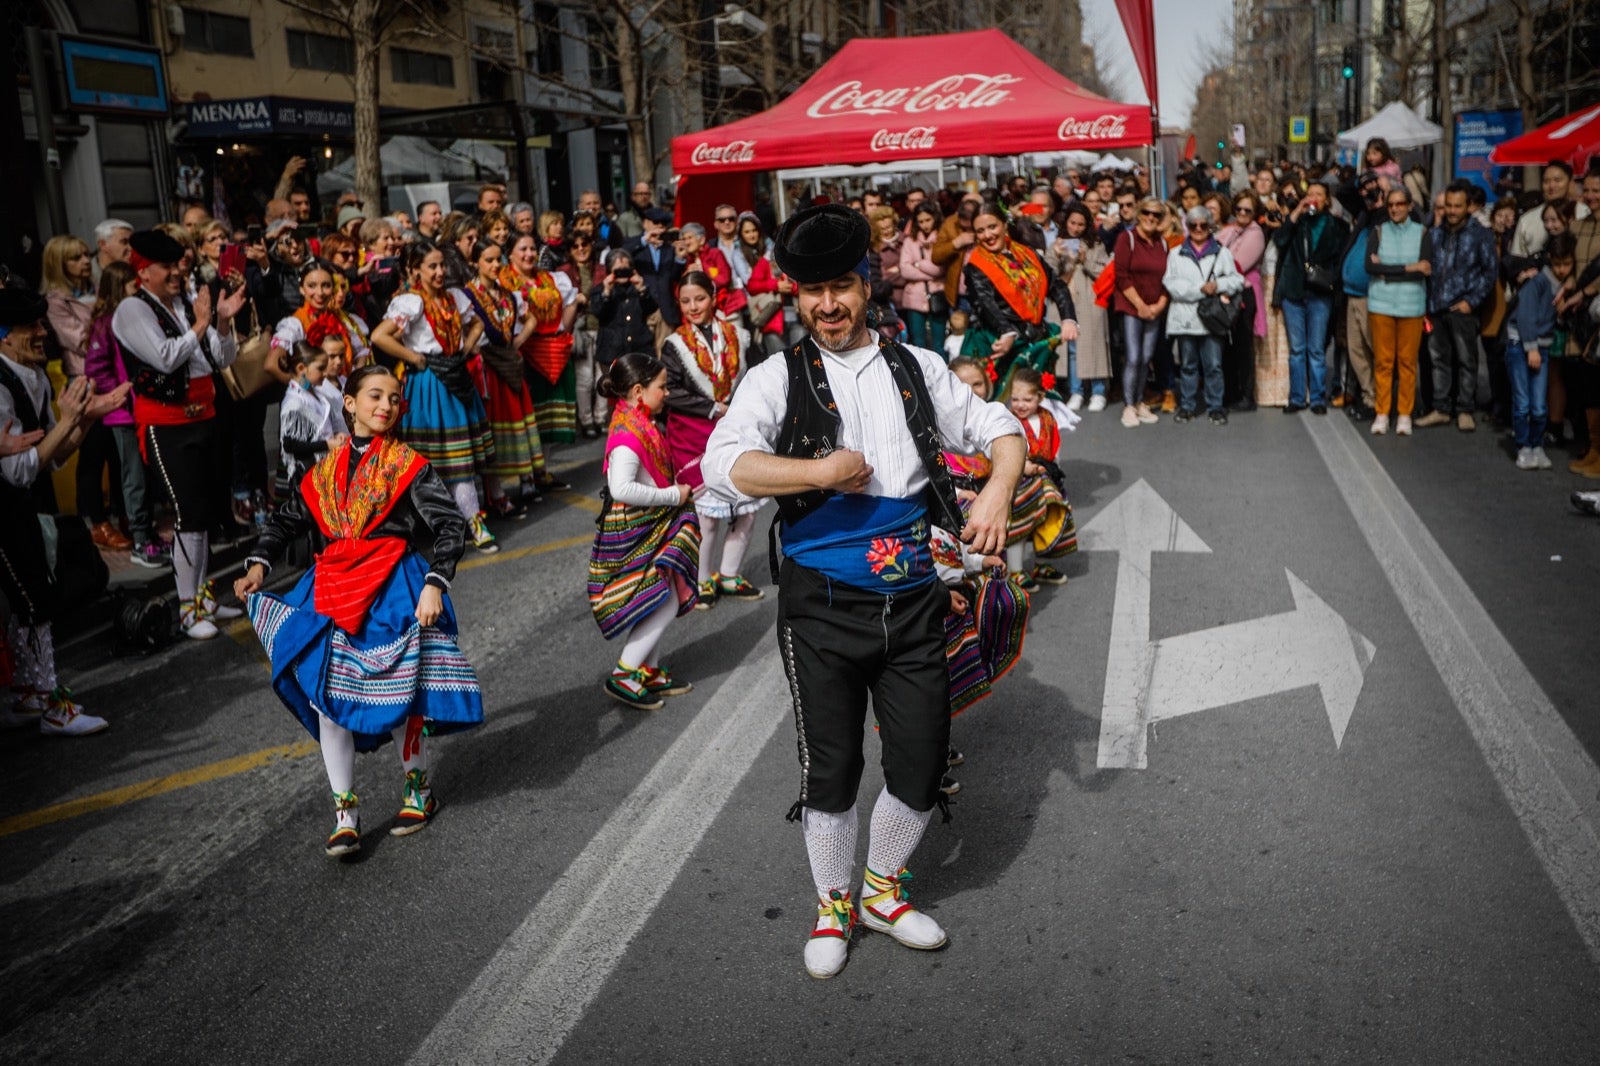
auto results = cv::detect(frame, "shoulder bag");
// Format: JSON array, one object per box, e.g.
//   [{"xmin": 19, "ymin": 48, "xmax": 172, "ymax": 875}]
[{"xmin": 1198, "ymin": 253, "xmax": 1243, "ymax": 337}]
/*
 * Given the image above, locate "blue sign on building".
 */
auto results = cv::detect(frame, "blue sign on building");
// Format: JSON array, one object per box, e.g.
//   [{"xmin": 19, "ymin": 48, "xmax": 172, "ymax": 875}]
[
  {"xmin": 59, "ymin": 37, "xmax": 168, "ymax": 116},
  {"xmin": 1456, "ymin": 110, "xmax": 1524, "ymax": 196}
]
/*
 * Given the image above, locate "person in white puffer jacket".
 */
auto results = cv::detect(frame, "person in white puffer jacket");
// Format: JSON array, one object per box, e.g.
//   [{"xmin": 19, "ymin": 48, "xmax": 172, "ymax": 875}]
[{"xmin": 1163, "ymin": 205, "xmax": 1246, "ymax": 424}]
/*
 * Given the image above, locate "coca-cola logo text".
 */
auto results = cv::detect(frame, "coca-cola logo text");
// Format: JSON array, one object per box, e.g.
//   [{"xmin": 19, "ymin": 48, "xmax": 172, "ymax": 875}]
[
  {"xmin": 807, "ymin": 74, "xmax": 1022, "ymax": 119},
  {"xmin": 690, "ymin": 139, "xmax": 757, "ymax": 166},
  {"xmin": 1056, "ymin": 114, "xmax": 1130, "ymax": 142},
  {"xmin": 870, "ymin": 126, "xmax": 938, "ymax": 153}
]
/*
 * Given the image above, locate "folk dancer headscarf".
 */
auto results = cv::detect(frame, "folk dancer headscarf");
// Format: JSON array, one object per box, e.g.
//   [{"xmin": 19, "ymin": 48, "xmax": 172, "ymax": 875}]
[
  {"xmin": 969, "ymin": 238, "xmax": 1048, "ymax": 324},
  {"xmin": 301, "ymin": 435, "xmax": 429, "ymax": 633},
  {"xmin": 673, "ymin": 319, "xmax": 742, "ymax": 404}
]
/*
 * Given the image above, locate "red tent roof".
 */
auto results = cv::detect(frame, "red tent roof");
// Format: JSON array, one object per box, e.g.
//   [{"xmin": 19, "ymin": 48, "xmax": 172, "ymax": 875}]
[
  {"xmin": 671, "ymin": 29, "xmax": 1151, "ymax": 175},
  {"xmin": 1489, "ymin": 103, "xmax": 1600, "ymax": 169}
]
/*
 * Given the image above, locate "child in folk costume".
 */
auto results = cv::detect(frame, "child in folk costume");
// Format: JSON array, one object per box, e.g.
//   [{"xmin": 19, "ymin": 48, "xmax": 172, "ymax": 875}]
[
  {"xmin": 461, "ymin": 238, "xmax": 544, "ymax": 516},
  {"xmin": 588, "ymin": 354, "xmax": 702, "ymax": 711},
  {"xmin": 269, "ymin": 262, "xmax": 372, "ymax": 372},
  {"xmin": 1002, "ymin": 367, "xmax": 1077, "ymax": 591},
  {"xmin": 930, "ymin": 523, "xmax": 1029, "ymax": 796},
  {"xmin": 369, "ymin": 243, "xmax": 499, "ymax": 554},
  {"xmin": 278, "ymin": 342, "xmax": 348, "ymax": 484},
  {"xmin": 235, "ymin": 366, "xmax": 484, "ymax": 858},
  {"xmin": 661, "ymin": 271, "xmax": 764, "ymax": 609},
  {"xmin": 504, "ymin": 234, "xmax": 581, "ymax": 465}
]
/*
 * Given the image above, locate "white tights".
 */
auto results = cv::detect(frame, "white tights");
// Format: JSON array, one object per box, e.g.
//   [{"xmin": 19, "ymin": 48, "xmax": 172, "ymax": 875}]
[
  {"xmin": 800, "ymin": 787, "xmax": 933, "ymax": 897},
  {"xmin": 451, "ymin": 480, "xmax": 482, "ymax": 522},
  {"xmin": 618, "ymin": 597, "xmax": 675, "ymax": 670},
  {"xmin": 6, "ymin": 619, "xmax": 56, "ymax": 692},
  {"xmin": 1005, "ymin": 542, "xmax": 1032, "ymax": 578},
  {"xmin": 695, "ymin": 511, "xmax": 756, "ymax": 584},
  {"xmin": 173, "ymin": 531, "xmax": 209, "ymax": 602},
  {"xmin": 317, "ymin": 713, "xmax": 427, "ymax": 798}
]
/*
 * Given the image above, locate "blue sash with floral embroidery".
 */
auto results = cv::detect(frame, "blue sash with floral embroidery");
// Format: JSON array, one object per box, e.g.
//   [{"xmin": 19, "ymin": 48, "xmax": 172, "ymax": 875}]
[{"xmin": 781, "ymin": 494, "xmax": 934, "ymax": 594}]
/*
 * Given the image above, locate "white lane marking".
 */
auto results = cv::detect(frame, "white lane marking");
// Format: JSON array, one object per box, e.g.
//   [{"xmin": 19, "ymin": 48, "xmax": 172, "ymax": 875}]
[
  {"xmin": 1305, "ymin": 413, "xmax": 1600, "ymax": 964},
  {"xmin": 1077, "ymin": 479, "xmax": 1210, "ymax": 768},
  {"xmin": 1146, "ymin": 569, "xmax": 1375, "ymax": 745},
  {"xmin": 411, "ymin": 653, "xmax": 788, "ymax": 1065}
]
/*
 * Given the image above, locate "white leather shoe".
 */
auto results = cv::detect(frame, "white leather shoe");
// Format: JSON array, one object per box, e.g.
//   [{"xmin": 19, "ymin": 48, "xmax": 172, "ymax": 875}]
[
  {"xmin": 859, "ymin": 867, "xmax": 946, "ymax": 950},
  {"xmin": 804, "ymin": 890, "xmax": 855, "ymax": 979},
  {"xmin": 1087, "ymin": 394, "xmax": 1107, "ymax": 412},
  {"xmin": 1065, "ymin": 393, "xmax": 1083, "ymax": 411}
]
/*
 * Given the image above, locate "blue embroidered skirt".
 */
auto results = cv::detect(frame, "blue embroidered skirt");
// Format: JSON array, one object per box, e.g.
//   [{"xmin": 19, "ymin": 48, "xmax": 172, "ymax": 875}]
[{"xmin": 248, "ymin": 552, "xmax": 484, "ymax": 752}]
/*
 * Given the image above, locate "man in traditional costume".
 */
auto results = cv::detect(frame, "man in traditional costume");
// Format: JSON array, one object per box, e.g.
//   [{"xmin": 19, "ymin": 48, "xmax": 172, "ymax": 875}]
[
  {"xmin": 0, "ymin": 288, "xmax": 130, "ymax": 734},
  {"xmin": 701, "ymin": 205, "xmax": 1024, "ymax": 979}
]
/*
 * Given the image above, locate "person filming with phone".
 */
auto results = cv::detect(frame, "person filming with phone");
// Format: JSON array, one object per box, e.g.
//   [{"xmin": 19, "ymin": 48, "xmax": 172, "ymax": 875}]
[
  {"xmin": 593, "ymin": 248, "xmax": 660, "ymax": 369},
  {"xmin": 625, "ymin": 207, "xmax": 685, "ymax": 344},
  {"xmin": 1271, "ymin": 180, "xmax": 1349, "ymax": 414}
]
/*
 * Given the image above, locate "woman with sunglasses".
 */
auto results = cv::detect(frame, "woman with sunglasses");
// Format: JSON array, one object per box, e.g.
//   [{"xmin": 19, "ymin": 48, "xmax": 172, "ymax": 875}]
[
  {"xmin": 1162, "ymin": 206, "xmax": 1246, "ymax": 424},
  {"xmin": 1217, "ymin": 192, "xmax": 1267, "ymax": 410},
  {"xmin": 1364, "ymin": 186, "xmax": 1433, "ymax": 436},
  {"xmin": 1113, "ymin": 199, "xmax": 1172, "ymax": 426}
]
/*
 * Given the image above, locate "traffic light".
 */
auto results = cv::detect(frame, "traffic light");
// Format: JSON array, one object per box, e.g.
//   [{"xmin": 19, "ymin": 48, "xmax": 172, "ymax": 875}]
[{"xmin": 1341, "ymin": 46, "xmax": 1355, "ymax": 80}]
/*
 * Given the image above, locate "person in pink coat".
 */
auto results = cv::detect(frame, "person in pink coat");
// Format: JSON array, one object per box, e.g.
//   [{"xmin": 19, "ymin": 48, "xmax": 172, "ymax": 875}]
[
  {"xmin": 1218, "ymin": 191, "xmax": 1268, "ymax": 410},
  {"xmin": 895, "ymin": 203, "xmax": 949, "ymax": 353}
]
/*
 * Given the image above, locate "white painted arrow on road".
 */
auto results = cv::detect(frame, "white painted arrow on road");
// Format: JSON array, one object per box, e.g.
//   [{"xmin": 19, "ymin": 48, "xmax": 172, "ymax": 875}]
[{"xmin": 1079, "ymin": 480, "xmax": 1376, "ymax": 769}]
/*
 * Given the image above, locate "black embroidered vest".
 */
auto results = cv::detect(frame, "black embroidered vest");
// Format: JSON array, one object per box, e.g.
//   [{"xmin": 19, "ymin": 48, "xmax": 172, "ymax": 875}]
[
  {"xmin": 772, "ymin": 337, "xmax": 965, "ymax": 532},
  {"xmin": 0, "ymin": 358, "xmax": 58, "ymax": 512},
  {"xmin": 126, "ymin": 290, "xmax": 216, "ymax": 403}
]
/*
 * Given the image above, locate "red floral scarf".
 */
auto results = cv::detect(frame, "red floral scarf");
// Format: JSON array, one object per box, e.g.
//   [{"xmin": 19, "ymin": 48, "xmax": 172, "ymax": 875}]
[
  {"xmin": 970, "ymin": 239, "xmax": 1048, "ymax": 323},
  {"xmin": 466, "ymin": 277, "xmax": 516, "ymax": 347},
  {"xmin": 300, "ymin": 435, "xmax": 429, "ymax": 633},
  {"xmin": 1022, "ymin": 408, "xmax": 1060, "ymax": 462},
  {"xmin": 502, "ymin": 265, "xmax": 563, "ymax": 331},
  {"xmin": 294, "ymin": 304, "xmax": 351, "ymax": 359},
  {"xmin": 673, "ymin": 320, "xmax": 741, "ymax": 403},
  {"xmin": 604, "ymin": 400, "xmax": 674, "ymax": 488},
  {"xmin": 410, "ymin": 285, "xmax": 462, "ymax": 355}
]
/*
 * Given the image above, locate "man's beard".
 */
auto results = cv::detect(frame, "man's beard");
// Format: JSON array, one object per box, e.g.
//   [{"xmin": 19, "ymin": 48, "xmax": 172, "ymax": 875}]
[{"xmin": 799, "ymin": 303, "xmax": 868, "ymax": 352}]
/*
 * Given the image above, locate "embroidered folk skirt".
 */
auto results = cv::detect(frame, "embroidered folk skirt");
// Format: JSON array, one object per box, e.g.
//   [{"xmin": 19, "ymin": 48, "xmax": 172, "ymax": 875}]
[
  {"xmin": 587, "ymin": 501, "xmax": 701, "ymax": 640},
  {"xmin": 526, "ymin": 334, "xmax": 578, "ymax": 445},
  {"xmin": 400, "ymin": 367, "xmax": 494, "ymax": 490},
  {"xmin": 1007, "ymin": 473, "xmax": 1078, "ymax": 557},
  {"xmin": 481, "ymin": 366, "xmax": 545, "ymax": 480},
  {"xmin": 247, "ymin": 551, "xmax": 484, "ymax": 752},
  {"xmin": 946, "ymin": 574, "xmax": 1029, "ymax": 717}
]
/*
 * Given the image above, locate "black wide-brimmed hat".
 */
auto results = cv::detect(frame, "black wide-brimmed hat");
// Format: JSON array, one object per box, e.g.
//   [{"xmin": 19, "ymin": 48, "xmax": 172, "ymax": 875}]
[
  {"xmin": 128, "ymin": 229, "xmax": 187, "ymax": 266},
  {"xmin": 773, "ymin": 204, "xmax": 871, "ymax": 284},
  {"xmin": 0, "ymin": 286, "xmax": 48, "ymax": 328}
]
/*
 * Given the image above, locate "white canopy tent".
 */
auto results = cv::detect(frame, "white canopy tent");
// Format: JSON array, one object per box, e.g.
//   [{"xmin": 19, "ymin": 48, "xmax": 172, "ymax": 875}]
[
  {"xmin": 1338, "ymin": 101, "xmax": 1444, "ymax": 152},
  {"xmin": 315, "ymin": 135, "xmax": 461, "ymax": 196}
]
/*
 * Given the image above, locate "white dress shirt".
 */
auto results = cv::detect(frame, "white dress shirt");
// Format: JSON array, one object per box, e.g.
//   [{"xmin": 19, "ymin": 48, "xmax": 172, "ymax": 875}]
[
  {"xmin": 0, "ymin": 353, "xmax": 55, "ymax": 490},
  {"xmin": 111, "ymin": 293, "xmax": 238, "ymax": 378},
  {"xmin": 701, "ymin": 338, "xmax": 1021, "ymax": 503}
]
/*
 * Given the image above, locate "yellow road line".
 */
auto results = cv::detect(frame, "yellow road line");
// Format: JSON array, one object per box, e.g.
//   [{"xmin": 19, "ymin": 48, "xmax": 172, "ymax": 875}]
[
  {"xmin": 0, "ymin": 740, "xmax": 320, "ymax": 839},
  {"xmin": 457, "ymin": 530, "xmax": 592, "ymax": 571},
  {"xmin": 554, "ymin": 492, "xmax": 602, "ymax": 514}
]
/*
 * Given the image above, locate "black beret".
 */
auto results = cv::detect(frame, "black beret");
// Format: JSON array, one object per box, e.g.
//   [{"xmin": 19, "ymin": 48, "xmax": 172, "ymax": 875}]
[
  {"xmin": 129, "ymin": 229, "xmax": 186, "ymax": 264},
  {"xmin": 773, "ymin": 204, "xmax": 871, "ymax": 284},
  {"xmin": 0, "ymin": 286, "xmax": 48, "ymax": 328}
]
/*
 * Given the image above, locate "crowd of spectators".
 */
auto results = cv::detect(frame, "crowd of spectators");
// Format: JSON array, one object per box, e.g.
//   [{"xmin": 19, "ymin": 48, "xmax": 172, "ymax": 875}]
[{"xmin": 5, "ymin": 146, "xmax": 1599, "ymax": 734}]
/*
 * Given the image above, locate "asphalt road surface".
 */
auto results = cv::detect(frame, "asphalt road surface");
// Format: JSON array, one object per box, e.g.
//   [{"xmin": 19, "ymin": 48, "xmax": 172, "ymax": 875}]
[{"xmin": 4, "ymin": 402, "xmax": 1597, "ymax": 1065}]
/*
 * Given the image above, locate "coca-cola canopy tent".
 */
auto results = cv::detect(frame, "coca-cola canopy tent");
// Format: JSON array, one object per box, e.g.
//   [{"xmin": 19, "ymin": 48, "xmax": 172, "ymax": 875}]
[
  {"xmin": 1489, "ymin": 102, "xmax": 1600, "ymax": 170},
  {"xmin": 671, "ymin": 29, "xmax": 1152, "ymax": 176}
]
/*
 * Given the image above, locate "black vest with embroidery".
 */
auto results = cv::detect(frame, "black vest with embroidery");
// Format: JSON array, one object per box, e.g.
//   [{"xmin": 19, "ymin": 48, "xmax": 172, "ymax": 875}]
[
  {"xmin": 772, "ymin": 337, "xmax": 965, "ymax": 533},
  {"xmin": 0, "ymin": 358, "xmax": 58, "ymax": 512},
  {"xmin": 125, "ymin": 290, "xmax": 216, "ymax": 404}
]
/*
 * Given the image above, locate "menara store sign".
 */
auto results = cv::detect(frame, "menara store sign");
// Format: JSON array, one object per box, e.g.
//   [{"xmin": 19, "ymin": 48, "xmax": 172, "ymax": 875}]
[{"xmin": 185, "ymin": 96, "xmax": 356, "ymax": 139}]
